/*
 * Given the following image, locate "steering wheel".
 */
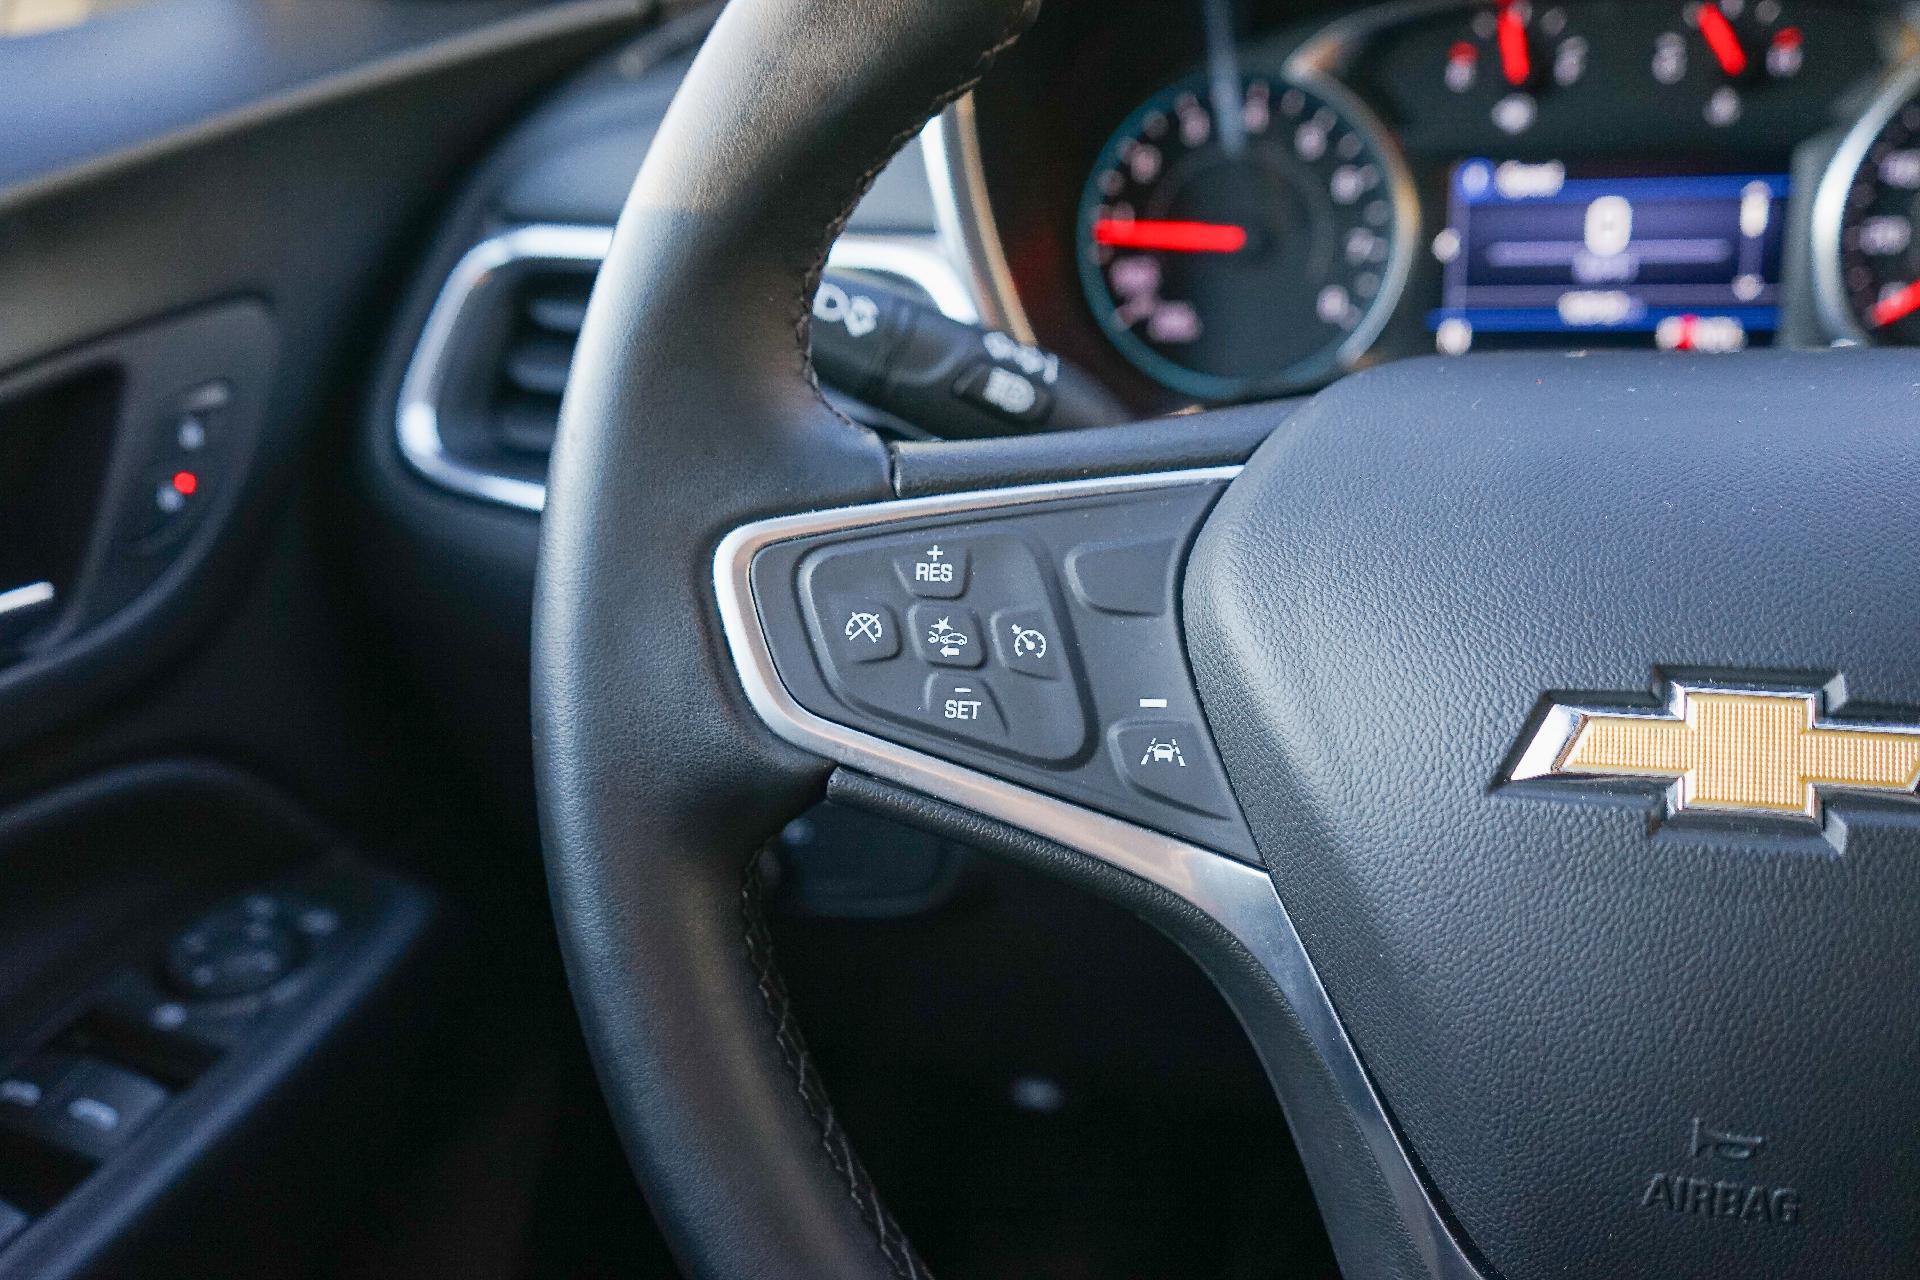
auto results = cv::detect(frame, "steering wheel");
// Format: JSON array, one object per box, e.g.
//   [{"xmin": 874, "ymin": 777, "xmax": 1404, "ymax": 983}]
[{"xmin": 531, "ymin": 1, "xmax": 1920, "ymax": 1276}]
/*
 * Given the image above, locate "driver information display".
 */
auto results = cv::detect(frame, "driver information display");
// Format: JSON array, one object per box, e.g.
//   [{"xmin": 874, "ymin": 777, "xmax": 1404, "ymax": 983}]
[{"xmin": 1430, "ymin": 160, "xmax": 1789, "ymax": 353}]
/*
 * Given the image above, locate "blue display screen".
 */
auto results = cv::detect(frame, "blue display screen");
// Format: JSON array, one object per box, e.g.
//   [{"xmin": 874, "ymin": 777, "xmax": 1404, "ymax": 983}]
[{"xmin": 1429, "ymin": 160, "xmax": 1789, "ymax": 352}]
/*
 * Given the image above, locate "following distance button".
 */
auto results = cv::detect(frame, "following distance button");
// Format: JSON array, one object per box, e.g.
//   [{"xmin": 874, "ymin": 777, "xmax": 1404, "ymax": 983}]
[{"xmin": 909, "ymin": 603, "xmax": 985, "ymax": 669}]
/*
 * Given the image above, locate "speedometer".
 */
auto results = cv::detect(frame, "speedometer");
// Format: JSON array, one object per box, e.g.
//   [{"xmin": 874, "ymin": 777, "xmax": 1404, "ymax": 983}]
[
  {"xmin": 1813, "ymin": 61, "xmax": 1920, "ymax": 344},
  {"xmin": 1076, "ymin": 71, "xmax": 1417, "ymax": 400}
]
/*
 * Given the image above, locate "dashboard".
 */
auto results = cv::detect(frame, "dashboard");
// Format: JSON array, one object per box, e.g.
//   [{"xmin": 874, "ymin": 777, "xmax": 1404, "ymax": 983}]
[{"xmin": 952, "ymin": 0, "xmax": 1920, "ymax": 410}]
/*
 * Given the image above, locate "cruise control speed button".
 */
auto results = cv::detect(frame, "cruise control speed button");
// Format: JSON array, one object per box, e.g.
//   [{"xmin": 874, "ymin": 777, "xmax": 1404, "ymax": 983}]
[
  {"xmin": 924, "ymin": 673, "xmax": 1007, "ymax": 741},
  {"xmin": 893, "ymin": 541, "xmax": 969, "ymax": 598},
  {"xmin": 910, "ymin": 604, "xmax": 984, "ymax": 668},
  {"xmin": 1109, "ymin": 719, "xmax": 1237, "ymax": 819},
  {"xmin": 990, "ymin": 608, "xmax": 1062, "ymax": 679},
  {"xmin": 825, "ymin": 600, "xmax": 899, "ymax": 664}
]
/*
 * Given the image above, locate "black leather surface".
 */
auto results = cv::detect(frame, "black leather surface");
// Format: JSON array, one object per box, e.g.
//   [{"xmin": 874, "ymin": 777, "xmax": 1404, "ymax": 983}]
[
  {"xmin": 531, "ymin": 0, "xmax": 1038, "ymax": 1277},
  {"xmin": 1186, "ymin": 350, "xmax": 1920, "ymax": 1278}
]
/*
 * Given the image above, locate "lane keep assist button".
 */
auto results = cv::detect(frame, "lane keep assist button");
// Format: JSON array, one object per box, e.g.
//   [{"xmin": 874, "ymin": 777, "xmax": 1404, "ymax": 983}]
[{"xmin": 1109, "ymin": 719, "xmax": 1237, "ymax": 818}]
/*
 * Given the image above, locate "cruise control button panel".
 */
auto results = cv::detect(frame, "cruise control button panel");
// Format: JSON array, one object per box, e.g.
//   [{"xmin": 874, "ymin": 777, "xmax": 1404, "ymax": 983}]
[{"xmin": 751, "ymin": 480, "xmax": 1256, "ymax": 860}]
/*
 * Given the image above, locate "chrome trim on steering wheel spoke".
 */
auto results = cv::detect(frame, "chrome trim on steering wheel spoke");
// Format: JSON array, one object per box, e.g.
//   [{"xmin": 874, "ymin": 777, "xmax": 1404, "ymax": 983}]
[{"xmin": 713, "ymin": 469, "xmax": 1485, "ymax": 1280}]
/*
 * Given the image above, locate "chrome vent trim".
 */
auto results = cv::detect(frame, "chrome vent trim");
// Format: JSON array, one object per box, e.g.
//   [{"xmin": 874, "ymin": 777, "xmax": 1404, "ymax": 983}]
[{"xmin": 396, "ymin": 221, "xmax": 983, "ymax": 513}]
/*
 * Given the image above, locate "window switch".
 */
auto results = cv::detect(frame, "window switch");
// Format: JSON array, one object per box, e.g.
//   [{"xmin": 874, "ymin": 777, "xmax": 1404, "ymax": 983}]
[
  {"xmin": 6, "ymin": 1058, "xmax": 170, "ymax": 1163},
  {"xmin": 0, "ymin": 1055, "xmax": 77, "ymax": 1130},
  {"xmin": 48, "ymin": 1059, "xmax": 168, "ymax": 1161}
]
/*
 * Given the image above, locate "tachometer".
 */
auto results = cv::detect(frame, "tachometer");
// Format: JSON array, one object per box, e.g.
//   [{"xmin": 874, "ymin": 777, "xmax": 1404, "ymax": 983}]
[
  {"xmin": 1441, "ymin": 0, "xmax": 1591, "ymax": 137},
  {"xmin": 1813, "ymin": 61, "xmax": 1920, "ymax": 343},
  {"xmin": 1652, "ymin": 0, "xmax": 1805, "ymax": 129},
  {"xmin": 1076, "ymin": 72, "xmax": 1416, "ymax": 400}
]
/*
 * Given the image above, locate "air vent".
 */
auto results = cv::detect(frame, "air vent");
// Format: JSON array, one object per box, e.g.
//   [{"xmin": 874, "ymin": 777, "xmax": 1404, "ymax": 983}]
[
  {"xmin": 490, "ymin": 269, "xmax": 592, "ymax": 457},
  {"xmin": 397, "ymin": 224, "xmax": 977, "ymax": 512},
  {"xmin": 397, "ymin": 225, "xmax": 611, "ymax": 511}
]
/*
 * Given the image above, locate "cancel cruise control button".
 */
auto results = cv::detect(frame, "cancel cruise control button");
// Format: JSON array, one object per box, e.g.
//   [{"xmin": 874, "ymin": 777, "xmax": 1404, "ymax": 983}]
[
  {"xmin": 924, "ymin": 673, "xmax": 1007, "ymax": 742},
  {"xmin": 825, "ymin": 599, "xmax": 900, "ymax": 664},
  {"xmin": 1109, "ymin": 719, "xmax": 1237, "ymax": 818}
]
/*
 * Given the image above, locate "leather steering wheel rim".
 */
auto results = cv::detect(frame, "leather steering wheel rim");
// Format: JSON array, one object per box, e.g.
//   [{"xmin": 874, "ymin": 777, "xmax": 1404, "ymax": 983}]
[{"xmin": 533, "ymin": 2, "xmax": 1040, "ymax": 1276}]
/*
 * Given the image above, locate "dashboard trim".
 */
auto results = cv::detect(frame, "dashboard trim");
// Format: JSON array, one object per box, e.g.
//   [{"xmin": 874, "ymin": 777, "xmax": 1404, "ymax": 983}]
[{"xmin": 713, "ymin": 468, "xmax": 1486, "ymax": 1280}]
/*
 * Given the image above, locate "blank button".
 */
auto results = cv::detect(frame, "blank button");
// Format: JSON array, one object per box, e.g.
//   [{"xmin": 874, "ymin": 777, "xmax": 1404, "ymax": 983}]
[{"xmin": 1065, "ymin": 538, "xmax": 1174, "ymax": 616}]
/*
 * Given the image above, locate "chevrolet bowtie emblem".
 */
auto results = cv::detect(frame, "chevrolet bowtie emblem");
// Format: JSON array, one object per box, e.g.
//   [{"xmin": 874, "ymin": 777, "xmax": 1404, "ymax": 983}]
[{"xmin": 1509, "ymin": 683, "xmax": 1920, "ymax": 822}]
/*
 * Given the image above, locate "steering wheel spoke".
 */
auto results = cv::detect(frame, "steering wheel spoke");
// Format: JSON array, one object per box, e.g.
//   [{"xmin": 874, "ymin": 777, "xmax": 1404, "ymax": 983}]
[
  {"xmin": 718, "ymin": 460, "xmax": 1486, "ymax": 1280},
  {"xmin": 718, "ymin": 467, "xmax": 1254, "ymax": 860}
]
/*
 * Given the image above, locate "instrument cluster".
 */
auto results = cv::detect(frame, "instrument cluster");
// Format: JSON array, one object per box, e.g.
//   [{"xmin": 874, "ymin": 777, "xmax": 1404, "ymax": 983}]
[{"xmin": 961, "ymin": 0, "xmax": 1920, "ymax": 408}]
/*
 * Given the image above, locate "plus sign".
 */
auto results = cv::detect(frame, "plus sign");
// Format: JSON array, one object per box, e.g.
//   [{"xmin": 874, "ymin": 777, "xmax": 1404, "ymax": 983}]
[{"xmin": 925, "ymin": 545, "xmax": 944, "ymax": 561}]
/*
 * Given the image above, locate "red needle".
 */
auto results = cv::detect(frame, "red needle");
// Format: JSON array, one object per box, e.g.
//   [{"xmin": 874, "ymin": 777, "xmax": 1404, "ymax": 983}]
[
  {"xmin": 1697, "ymin": 4, "xmax": 1749, "ymax": 77},
  {"xmin": 1092, "ymin": 219, "xmax": 1249, "ymax": 253},
  {"xmin": 1870, "ymin": 279, "xmax": 1920, "ymax": 327},
  {"xmin": 1496, "ymin": 0, "xmax": 1531, "ymax": 86}
]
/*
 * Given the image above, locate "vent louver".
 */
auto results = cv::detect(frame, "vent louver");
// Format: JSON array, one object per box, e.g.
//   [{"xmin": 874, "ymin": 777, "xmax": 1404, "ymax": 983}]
[
  {"xmin": 397, "ymin": 224, "xmax": 974, "ymax": 512},
  {"xmin": 489, "ymin": 269, "xmax": 592, "ymax": 458}
]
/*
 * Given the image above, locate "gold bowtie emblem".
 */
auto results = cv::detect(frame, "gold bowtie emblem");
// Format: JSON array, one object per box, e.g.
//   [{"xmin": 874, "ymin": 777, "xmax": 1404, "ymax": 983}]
[{"xmin": 1510, "ymin": 684, "xmax": 1920, "ymax": 821}]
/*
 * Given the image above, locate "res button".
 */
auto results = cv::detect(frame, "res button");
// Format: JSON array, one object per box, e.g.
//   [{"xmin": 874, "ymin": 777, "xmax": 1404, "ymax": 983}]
[{"xmin": 893, "ymin": 541, "xmax": 969, "ymax": 598}]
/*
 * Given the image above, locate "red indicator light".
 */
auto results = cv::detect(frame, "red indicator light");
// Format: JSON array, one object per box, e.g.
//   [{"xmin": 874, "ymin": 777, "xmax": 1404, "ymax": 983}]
[
  {"xmin": 1449, "ymin": 40, "xmax": 1478, "ymax": 62},
  {"xmin": 1870, "ymin": 279, "xmax": 1920, "ymax": 327},
  {"xmin": 1092, "ymin": 219, "xmax": 1249, "ymax": 253},
  {"xmin": 1496, "ymin": 0, "xmax": 1531, "ymax": 85},
  {"xmin": 1772, "ymin": 25, "xmax": 1802, "ymax": 48},
  {"xmin": 171, "ymin": 471, "xmax": 199, "ymax": 497},
  {"xmin": 1697, "ymin": 4, "xmax": 1749, "ymax": 77}
]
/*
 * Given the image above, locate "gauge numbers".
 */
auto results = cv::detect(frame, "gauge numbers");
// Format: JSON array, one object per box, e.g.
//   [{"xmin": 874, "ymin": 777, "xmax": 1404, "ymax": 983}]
[{"xmin": 1077, "ymin": 72, "xmax": 1416, "ymax": 400}]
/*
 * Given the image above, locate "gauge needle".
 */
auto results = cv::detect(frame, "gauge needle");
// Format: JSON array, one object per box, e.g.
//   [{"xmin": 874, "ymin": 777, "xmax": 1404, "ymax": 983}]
[
  {"xmin": 1093, "ymin": 219, "xmax": 1249, "ymax": 253},
  {"xmin": 1697, "ymin": 3, "xmax": 1749, "ymax": 76},
  {"xmin": 1870, "ymin": 279, "xmax": 1920, "ymax": 327},
  {"xmin": 1203, "ymin": 0, "xmax": 1246, "ymax": 156},
  {"xmin": 1496, "ymin": 0, "xmax": 1531, "ymax": 86}
]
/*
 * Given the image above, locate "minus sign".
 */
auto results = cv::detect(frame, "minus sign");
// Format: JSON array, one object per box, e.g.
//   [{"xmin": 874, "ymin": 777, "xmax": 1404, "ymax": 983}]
[{"xmin": 1138, "ymin": 697, "xmax": 1169, "ymax": 709}]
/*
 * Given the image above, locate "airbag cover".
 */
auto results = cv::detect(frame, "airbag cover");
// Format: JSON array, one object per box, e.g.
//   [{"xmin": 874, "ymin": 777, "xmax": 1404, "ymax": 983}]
[{"xmin": 1184, "ymin": 351, "xmax": 1920, "ymax": 1278}]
